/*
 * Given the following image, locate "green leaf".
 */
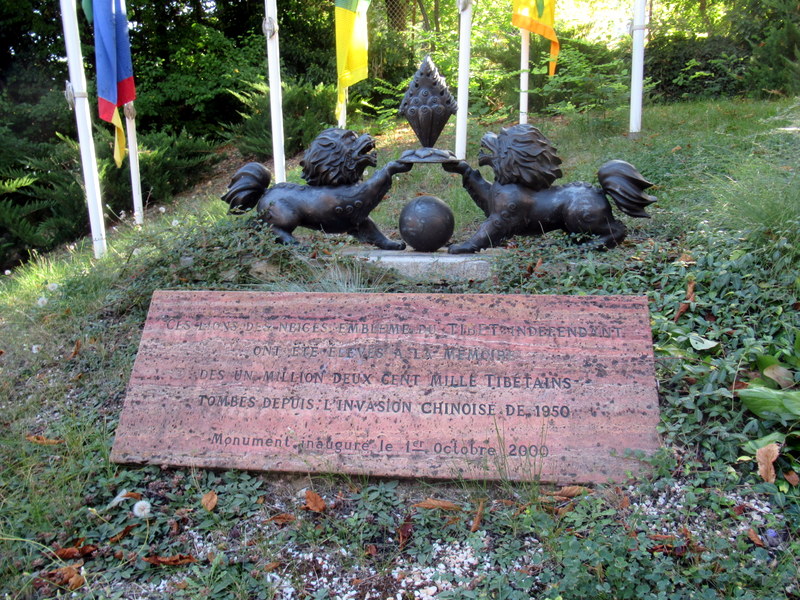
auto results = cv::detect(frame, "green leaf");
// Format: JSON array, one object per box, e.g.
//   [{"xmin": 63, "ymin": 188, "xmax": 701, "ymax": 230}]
[
  {"xmin": 688, "ymin": 333, "xmax": 719, "ymax": 350},
  {"xmin": 756, "ymin": 354, "xmax": 781, "ymax": 373},
  {"xmin": 739, "ymin": 386, "xmax": 800, "ymax": 420},
  {"xmin": 743, "ymin": 431, "xmax": 786, "ymax": 454}
]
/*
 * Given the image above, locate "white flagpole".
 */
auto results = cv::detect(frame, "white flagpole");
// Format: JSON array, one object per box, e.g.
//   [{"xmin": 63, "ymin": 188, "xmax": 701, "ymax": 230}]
[
  {"xmin": 124, "ymin": 102, "xmax": 144, "ymax": 224},
  {"xmin": 455, "ymin": 0, "xmax": 473, "ymax": 160},
  {"xmin": 118, "ymin": 0, "xmax": 143, "ymax": 225},
  {"xmin": 629, "ymin": 0, "xmax": 647, "ymax": 134},
  {"xmin": 60, "ymin": 0, "xmax": 107, "ymax": 258},
  {"xmin": 519, "ymin": 28, "xmax": 530, "ymax": 124},
  {"xmin": 264, "ymin": 0, "xmax": 286, "ymax": 183},
  {"xmin": 338, "ymin": 89, "xmax": 347, "ymax": 129}
]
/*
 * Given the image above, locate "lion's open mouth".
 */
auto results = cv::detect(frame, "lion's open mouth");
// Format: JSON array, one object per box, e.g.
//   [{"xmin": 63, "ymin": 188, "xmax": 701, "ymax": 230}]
[
  {"xmin": 355, "ymin": 134, "xmax": 378, "ymax": 168},
  {"xmin": 478, "ymin": 132, "xmax": 497, "ymax": 167}
]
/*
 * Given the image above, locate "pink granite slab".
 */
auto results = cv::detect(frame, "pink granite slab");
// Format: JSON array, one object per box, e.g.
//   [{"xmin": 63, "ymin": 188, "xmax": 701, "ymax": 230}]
[{"xmin": 111, "ymin": 291, "xmax": 661, "ymax": 483}]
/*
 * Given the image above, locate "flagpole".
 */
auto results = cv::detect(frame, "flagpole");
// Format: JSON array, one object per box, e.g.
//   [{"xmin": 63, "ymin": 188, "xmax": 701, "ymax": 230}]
[
  {"xmin": 60, "ymin": 0, "xmax": 107, "ymax": 258},
  {"xmin": 264, "ymin": 0, "xmax": 286, "ymax": 183},
  {"xmin": 519, "ymin": 28, "xmax": 530, "ymax": 124},
  {"xmin": 455, "ymin": 0, "xmax": 473, "ymax": 160},
  {"xmin": 118, "ymin": 0, "xmax": 143, "ymax": 225},
  {"xmin": 124, "ymin": 102, "xmax": 144, "ymax": 224},
  {"xmin": 629, "ymin": 0, "xmax": 647, "ymax": 135},
  {"xmin": 338, "ymin": 89, "xmax": 347, "ymax": 129}
]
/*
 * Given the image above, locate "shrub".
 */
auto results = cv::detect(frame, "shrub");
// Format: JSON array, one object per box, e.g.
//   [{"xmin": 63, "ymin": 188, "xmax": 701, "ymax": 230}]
[
  {"xmin": 645, "ymin": 33, "xmax": 749, "ymax": 101},
  {"xmin": 743, "ymin": 20, "xmax": 800, "ymax": 96},
  {"xmin": 133, "ymin": 26, "xmax": 266, "ymax": 138},
  {"xmin": 226, "ymin": 80, "xmax": 337, "ymax": 160},
  {"xmin": 529, "ymin": 40, "xmax": 634, "ymax": 115},
  {"xmin": 99, "ymin": 129, "xmax": 220, "ymax": 211},
  {"xmin": 0, "ymin": 128, "xmax": 219, "ymax": 268}
]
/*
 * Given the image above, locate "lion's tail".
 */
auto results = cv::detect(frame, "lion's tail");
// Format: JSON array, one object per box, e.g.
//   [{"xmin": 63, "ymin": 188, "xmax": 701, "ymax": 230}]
[
  {"xmin": 597, "ymin": 160, "xmax": 656, "ymax": 219},
  {"xmin": 221, "ymin": 162, "xmax": 272, "ymax": 213}
]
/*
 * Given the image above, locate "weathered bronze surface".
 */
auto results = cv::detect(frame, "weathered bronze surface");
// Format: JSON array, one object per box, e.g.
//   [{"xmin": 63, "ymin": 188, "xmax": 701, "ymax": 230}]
[
  {"xmin": 111, "ymin": 291, "xmax": 661, "ymax": 483},
  {"xmin": 398, "ymin": 195, "xmax": 455, "ymax": 252},
  {"xmin": 398, "ymin": 56, "xmax": 459, "ymax": 164},
  {"xmin": 221, "ymin": 128, "xmax": 410, "ymax": 249},
  {"xmin": 445, "ymin": 124, "xmax": 656, "ymax": 253}
]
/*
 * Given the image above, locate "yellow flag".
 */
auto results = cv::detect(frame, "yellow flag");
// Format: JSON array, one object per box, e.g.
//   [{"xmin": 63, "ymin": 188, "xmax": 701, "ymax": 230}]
[
  {"xmin": 513, "ymin": 0, "xmax": 560, "ymax": 76},
  {"xmin": 110, "ymin": 107, "xmax": 127, "ymax": 167},
  {"xmin": 335, "ymin": 0, "xmax": 371, "ymax": 123}
]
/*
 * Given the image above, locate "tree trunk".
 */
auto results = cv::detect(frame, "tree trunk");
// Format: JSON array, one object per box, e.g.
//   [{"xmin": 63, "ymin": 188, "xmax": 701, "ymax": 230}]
[{"xmin": 415, "ymin": 0, "xmax": 431, "ymax": 31}]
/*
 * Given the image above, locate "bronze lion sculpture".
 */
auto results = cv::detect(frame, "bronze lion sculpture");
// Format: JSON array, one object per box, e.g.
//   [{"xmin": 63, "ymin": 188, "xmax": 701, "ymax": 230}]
[
  {"xmin": 222, "ymin": 128, "xmax": 411, "ymax": 249},
  {"xmin": 444, "ymin": 124, "xmax": 656, "ymax": 253}
]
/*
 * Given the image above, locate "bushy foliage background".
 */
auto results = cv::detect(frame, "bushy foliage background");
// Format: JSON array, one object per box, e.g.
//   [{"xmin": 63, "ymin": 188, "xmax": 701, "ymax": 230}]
[{"xmin": 1, "ymin": 0, "xmax": 798, "ymax": 268}]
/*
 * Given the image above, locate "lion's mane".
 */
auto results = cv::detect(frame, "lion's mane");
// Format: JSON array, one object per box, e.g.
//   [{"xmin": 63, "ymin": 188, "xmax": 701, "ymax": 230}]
[
  {"xmin": 484, "ymin": 124, "xmax": 563, "ymax": 191},
  {"xmin": 300, "ymin": 128, "xmax": 374, "ymax": 187}
]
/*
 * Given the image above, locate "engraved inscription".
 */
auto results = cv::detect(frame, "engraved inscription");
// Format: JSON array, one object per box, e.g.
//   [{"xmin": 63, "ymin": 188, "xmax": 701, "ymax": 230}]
[{"xmin": 112, "ymin": 292, "xmax": 661, "ymax": 483}]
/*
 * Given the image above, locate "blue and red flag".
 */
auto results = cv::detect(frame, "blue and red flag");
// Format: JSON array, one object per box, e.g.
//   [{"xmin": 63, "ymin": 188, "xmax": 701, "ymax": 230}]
[{"xmin": 89, "ymin": 0, "xmax": 136, "ymax": 166}]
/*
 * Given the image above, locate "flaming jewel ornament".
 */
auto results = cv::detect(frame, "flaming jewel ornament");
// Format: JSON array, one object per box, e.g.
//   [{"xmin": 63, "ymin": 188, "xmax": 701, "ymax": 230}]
[{"xmin": 399, "ymin": 56, "xmax": 459, "ymax": 163}]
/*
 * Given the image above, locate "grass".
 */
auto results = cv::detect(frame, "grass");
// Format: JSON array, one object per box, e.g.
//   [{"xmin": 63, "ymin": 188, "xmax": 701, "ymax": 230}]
[{"xmin": 1, "ymin": 97, "xmax": 799, "ymax": 599}]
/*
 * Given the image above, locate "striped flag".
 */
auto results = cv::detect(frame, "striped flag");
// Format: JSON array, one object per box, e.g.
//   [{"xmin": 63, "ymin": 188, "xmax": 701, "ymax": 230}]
[
  {"xmin": 335, "ymin": 0, "xmax": 371, "ymax": 124},
  {"xmin": 92, "ymin": 0, "xmax": 136, "ymax": 166},
  {"xmin": 513, "ymin": 0, "xmax": 560, "ymax": 76}
]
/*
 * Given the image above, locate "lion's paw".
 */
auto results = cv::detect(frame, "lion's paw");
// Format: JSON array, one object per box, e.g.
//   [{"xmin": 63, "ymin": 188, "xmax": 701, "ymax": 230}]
[{"xmin": 447, "ymin": 243, "xmax": 478, "ymax": 254}]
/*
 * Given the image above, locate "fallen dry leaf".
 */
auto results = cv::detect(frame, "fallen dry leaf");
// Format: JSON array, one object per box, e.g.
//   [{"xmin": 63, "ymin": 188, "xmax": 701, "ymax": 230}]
[
  {"xmin": 470, "ymin": 499, "xmax": 486, "ymax": 532},
  {"xmin": 756, "ymin": 443, "xmax": 780, "ymax": 483},
  {"xmin": 109, "ymin": 524, "xmax": 138, "ymax": 543},
  {"xmin": 413, "ymin": 498, "xmax": 462, "ymax": 511},
  {"xmin": 302, "ymin": 490, "xmax": 326, "ymax": 512},
  {"xmin": 264, "ymin": 561, "xmax": 281, "ymax": 572},
  {"xmin": 495, "ymin": 499, "xmax": 517, "ymax": 506},
  {"xmin": 122, "ymin": 491, "xmax": 143, "ymax": 501},
  {"xmin": 41, "ymin": 562, "xmax": 84, "ymax": 588},
  {"xmin": 67, "ymin": 339, "xmax": 81, "ymax": 360},
  {"xmin": 67, "ymin": 572, "xmax": 85, "ymax": 590},
  {"xmin": 674, "ymin": 280, "xmax": 696, "ymax": 322},
  {"xmin": 556, "ymin": 502, "xmax": 576, "ymax": 517},
  {"xmin": 25, "ymin": 434, "xmax": 64, "ymax": 446},
  {"xmin": 201, "ymin": 490, "xmax": 218, "ymax": 512},
  {"xmin": 142, "ymin": 554, "xmax": 197, "ymax": 566},
  {"xmin": 513, "ymin": 502, "xmax": 532, "ymax": 517},
  {"xmin": 267, "ymin": 513, "xmax": 296, "ymax": 525},
  {"xmin": 733, "ymin": 503, "xmax": 750, "ymax": 516},
  {"xmin": 764, "ymin": 364, "xmax": 794, "ymax": 389},
  {"xmin": 54, "ymin": 544, "xmax": 97, "ymax": 560},
  {"xmin": 365, "ymin": 544, "xmax": 378, "ymax": 556},
  {"xmin": 747, "ymin": 528, "xmax": 765, "ymax": 547},
  {"xmin": 784, "ymin": 470, "xmax": 800, "ymax": 486},
  {"xmin": 397, "ymin": 518, "xmax": 413, "ymax": 549},
  {"xmin": 550, "ymin": 485, "xmax": 591, "ymax": 498},
  {"xmin": 539, "ymin": 495, "xmax": 570, "ymax": 503}
]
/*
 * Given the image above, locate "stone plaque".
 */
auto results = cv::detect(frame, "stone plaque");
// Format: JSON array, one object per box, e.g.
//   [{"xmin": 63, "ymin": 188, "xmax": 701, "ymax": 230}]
[{"xmin": 111, "ymin": 291, "xmax": 660, "ymax": 483}]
